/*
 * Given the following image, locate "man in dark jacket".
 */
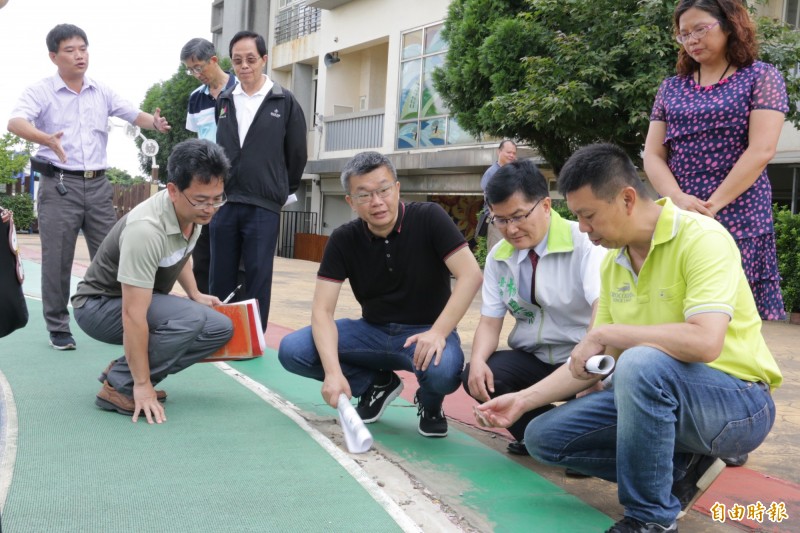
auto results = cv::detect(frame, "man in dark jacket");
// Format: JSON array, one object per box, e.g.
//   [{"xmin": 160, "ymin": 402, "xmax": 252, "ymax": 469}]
[{"xmin": 213, "ymin": 30, "xmax": 308, "ymax": 330}]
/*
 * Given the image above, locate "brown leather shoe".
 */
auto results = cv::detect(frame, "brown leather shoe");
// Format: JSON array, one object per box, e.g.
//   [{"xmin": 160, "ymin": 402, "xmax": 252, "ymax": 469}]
[
  {"xmin": 96, "ymin": 381, "xmax": 135, "ymax": 415},
  {"xmin": 98, "ymin": 360, "xmax": 167, "ymax": 402}
]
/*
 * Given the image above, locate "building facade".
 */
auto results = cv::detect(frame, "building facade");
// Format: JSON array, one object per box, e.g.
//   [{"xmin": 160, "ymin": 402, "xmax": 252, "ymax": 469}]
[{"xmin": 208, "ymin": 0, "xmax": 800, "ymax": 246}]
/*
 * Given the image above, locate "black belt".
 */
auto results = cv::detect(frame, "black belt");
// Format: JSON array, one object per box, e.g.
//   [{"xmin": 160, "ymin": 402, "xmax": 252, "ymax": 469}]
[{"xmin": 30, "ymin": 156, "xmax": 105, "ymax": 179}]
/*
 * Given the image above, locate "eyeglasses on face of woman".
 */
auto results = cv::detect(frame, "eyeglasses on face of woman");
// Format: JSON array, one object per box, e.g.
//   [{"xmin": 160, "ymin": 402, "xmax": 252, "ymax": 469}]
[{"xmin": 675, "ymin": 21, "xmax": 720, "ymax": 44}]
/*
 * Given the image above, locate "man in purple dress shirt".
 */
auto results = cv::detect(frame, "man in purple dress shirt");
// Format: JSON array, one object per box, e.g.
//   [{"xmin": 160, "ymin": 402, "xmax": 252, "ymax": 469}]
[{"xmin": 8, "ymin": 24, "xmax": 171, "ymax": 350}]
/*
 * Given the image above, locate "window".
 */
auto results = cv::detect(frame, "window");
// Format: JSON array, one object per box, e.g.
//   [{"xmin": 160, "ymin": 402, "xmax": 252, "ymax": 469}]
[
  {"xmin": 396, "ymin": 23, "xmax": 477, "ymax": 149},
  {"xmin": 274, "ymin": 1, "xmax": 321, "ymax": 45},
  {"xmin": 786, "ymin": 0, "xmax": 799, "ymax": 29}
]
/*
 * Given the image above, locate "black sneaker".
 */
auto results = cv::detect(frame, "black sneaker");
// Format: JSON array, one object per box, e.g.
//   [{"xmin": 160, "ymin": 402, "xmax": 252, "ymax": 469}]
[
  {"xmin": 674, "ymin": 455, "xmax": 725, "ymax": 519},
  {"xmin": 355, "ymin": 372, "xmax": 403, "ymax": 423},
  {"xmin": 721, "ymin": 453, "xmax": 748, "ymax": 467},
  {"xmin": 605, "ymin": 517, "xmax": 677, "ymax": 533},
  {"xmin": 507, "ymin": 440, "xmax": 527, "ymax": 456},
  {"xmin": 415, "ymin": 393, "xmax": 447, "ymax": 438},
  {"xmin": 49, "ymin": 332, "xmax": 76, "ymax": 350}
]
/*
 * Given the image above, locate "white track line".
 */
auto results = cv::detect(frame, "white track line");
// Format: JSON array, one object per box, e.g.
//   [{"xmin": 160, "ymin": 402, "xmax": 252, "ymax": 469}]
[
  {"xmin": 0, "ymin": 370, "xmax": 19, "ymax": 513},
  {"xmin": 213, "ymin": 362, "xmax": 422, "ymax": 533}
]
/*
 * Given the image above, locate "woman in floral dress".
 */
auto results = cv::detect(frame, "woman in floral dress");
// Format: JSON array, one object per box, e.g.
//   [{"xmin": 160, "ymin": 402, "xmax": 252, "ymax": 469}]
[{"xmin": 644, "ymin": 0, "xmax": 789, "ymax": 321}]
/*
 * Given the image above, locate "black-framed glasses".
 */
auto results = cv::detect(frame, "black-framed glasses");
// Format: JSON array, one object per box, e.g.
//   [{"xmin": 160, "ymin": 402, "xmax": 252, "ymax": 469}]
[
  {"xmin": 491, "ymin": 198, "xmax": 542, "ymax": 228},
  {"xmin": 181, "ymin": 190, "xmax": 227, "ymax": 210},
  {"xmin": 676, "ymin": 21, "xmax": 720, "ymax": 44},
  {"xmin": 349, "ymin": 183, "xmax": 396, "ymax": 205},
  {"xmin": 185, "ymin": 62, "xmax": 208, "ymax": 76}
]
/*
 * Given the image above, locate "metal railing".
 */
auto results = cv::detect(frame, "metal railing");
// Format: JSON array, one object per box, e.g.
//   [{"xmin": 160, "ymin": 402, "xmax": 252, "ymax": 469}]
[
  {"xmin": 274, "ymin": 2, "xmax": 322, "ymax": 45},
  {"xmin": 324, "ymin": 109, "xmax": 385, "ymax": 152},
  {"xmin": 278, "ymin": 210, "xmax": 319, "ymax": 258}
]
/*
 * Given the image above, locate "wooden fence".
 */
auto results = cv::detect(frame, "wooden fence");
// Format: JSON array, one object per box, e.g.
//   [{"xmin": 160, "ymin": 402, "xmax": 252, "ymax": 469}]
[
  {"xmin": 3, "ymin": 179, "xmax": 153, "ymax": 222},
  {"xmin": 112, "ymin": 182, "xmax": 152, "ymax": 219}
]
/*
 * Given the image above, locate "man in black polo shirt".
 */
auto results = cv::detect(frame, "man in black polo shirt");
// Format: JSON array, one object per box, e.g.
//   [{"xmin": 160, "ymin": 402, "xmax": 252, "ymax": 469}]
[{"xmin": 279, "ymin": 151, "xmax": 482, "ymax": 437}]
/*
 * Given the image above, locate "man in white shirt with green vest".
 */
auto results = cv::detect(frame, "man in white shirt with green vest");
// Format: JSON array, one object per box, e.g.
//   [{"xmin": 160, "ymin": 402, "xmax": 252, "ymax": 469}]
[{"xmin": 462, "ymin": 159, "xmax": 604, "ymax": 454}]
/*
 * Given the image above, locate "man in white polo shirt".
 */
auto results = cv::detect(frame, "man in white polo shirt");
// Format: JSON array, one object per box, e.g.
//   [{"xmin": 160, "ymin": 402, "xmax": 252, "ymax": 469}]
[{"xmin": 462, "ymin": 159, "xmax": 604, "ymax": 455}]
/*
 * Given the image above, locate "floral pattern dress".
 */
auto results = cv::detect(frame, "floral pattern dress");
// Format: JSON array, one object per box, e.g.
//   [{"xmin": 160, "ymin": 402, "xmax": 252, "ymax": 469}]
[{"xmin": 651, "ymin": 61, "xmax": 789, "ymax": 320}]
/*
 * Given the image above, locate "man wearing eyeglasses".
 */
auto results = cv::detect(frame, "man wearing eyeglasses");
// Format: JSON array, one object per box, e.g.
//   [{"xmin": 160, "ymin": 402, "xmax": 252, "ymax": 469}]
[
  {"xmin": 279, "ymin": 151, "xmax": 483, "ymax": 438},
  {"xmin": 71, "ymin": 139, "xmax": 234, "ymax": 424},
  {"xmin": 180, "ymin": 38, "xmax": 238, "ymax": 294},
  {"xmin": 463, "ymin": 159, "xmax": 605, "ymax": 455},
  {"xmin": 213, "ymin": 30, "xmax": 308, "ymax": 332},
  {"xmin": 7, "ymin": 24, "xmax": 170, "ymax": 351}
]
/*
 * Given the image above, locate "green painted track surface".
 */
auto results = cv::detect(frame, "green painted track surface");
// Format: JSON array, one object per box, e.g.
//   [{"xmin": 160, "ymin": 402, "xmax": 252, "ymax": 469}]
[
  {"xmin": 231, "ymin": 358, "xmax": 614, "ymax": 532},
  {"xmin": 0, "ymin": 261, "xmax": 613, "ymax": 531},
  {"xmin": 0, "ymin": 299, "xmax": 401, "ymax": 532}
]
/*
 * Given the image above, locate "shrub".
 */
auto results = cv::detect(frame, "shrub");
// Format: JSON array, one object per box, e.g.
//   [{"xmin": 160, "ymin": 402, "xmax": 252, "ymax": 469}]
[
  {"xmin": 0, "ymin": 193, "xmax": 35, "ymax": 232},
  {"xmin": 551, "ymin": 199, "xmax": 575, "ymax": 221},
  {"xmin": 473, "ymin": 235, "xmax": 488, "ymax": 269},
  {"xmin": 774, "ymin": 205, "xmax": 800, "ymax": 313}
]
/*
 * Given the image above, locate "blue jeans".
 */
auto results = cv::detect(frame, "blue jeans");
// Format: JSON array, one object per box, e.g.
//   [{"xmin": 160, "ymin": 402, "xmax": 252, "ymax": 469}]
[
  {"xmin": 526, "ymin": 347, "xmax": 775, "ymax": 525},
  {"xmin": 278, "ymin": 318, "xmax": 464, "ymax": 409}
]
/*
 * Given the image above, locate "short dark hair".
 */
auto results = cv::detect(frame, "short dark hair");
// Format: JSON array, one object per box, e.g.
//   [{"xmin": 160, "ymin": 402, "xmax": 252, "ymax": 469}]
[
  {"xmin": 229, "ymin": 31, "xmax": 267, "ymax": 58},
  {"xmin": 340, "ymin": 151, "xmax": 397, "ymax": 192},
  {"xmin": 674, "ymin": 0, "xmax": 757, "ymax": 76},
  {"xmin": 167, "ymin": 139, "xmax": 230, "ymax": 191},
  {"xmin": 486, "ymin": 159, "xmax": 548, "ymax": 206},
  {"xmin": 557, "ymin": 143, "xmax": 652, "ymax": 202},
  {"xmin": 46, "ymin": 24, "xmax": 88, "ymax": 53},
  {"xmin": 180, "ymin": 38, "xmax": 216, "ymax": 62},
  {"xmin": 498, "ymin": 139, "xmax": 517, "ymax": 151}
]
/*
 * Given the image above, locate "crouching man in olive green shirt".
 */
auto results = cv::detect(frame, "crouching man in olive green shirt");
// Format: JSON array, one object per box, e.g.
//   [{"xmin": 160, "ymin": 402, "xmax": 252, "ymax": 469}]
[{"xmin": 72, "ymin": 139, "xmax": 234, "ymax": 424}]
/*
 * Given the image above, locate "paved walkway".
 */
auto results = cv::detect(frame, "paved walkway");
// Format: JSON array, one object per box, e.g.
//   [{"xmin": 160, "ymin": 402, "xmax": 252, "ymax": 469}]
[{"xmin": 4, "ymin": 233, "xmax": 799, "ymax": 531}]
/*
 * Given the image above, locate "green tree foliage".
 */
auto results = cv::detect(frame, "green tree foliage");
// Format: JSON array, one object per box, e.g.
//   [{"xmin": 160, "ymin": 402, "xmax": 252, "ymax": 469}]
[
  {"xmin": 137, "ymin": 66, "xmax": 200, "ymax": 180},
  {"xmin": 106, "ymin": 167, "xmax": 138, "ymax": 185},
  {"xmin": 435, "ymin": 0, "xmax": 800, "ymax": 172},
  {"xmin": 0, "ymin": 133, "xmax": 34, "ymax": 184}
]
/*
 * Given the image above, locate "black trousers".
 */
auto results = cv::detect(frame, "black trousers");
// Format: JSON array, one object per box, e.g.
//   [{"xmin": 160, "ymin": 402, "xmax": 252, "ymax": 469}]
[{"xmin": 462, "ymin": 349, "xmax": 562, "ymax": 441}]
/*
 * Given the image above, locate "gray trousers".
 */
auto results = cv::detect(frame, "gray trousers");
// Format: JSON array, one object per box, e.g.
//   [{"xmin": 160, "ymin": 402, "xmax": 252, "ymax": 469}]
[
  {"xmin": 38, "ymin": 174, "xmax": 117, "ymax": 334},
  {"xmin": 74, "ymin": 293, "xmax": 233, "ymax": 396}
]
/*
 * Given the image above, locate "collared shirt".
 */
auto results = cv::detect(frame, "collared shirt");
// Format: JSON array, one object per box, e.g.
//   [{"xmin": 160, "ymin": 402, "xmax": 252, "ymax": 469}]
[
  {"xmin": 318, "ymin": 202, "xmax": 468, "ymax": 325},
  {"xmin": 596, "ymin": 197, "xmax": 782, "ymax": 390},
  {"xmin": 71, "ymin": 190, "xmax": 201, "ymax": 308},
  {"xmin": 9, "ymin": 74, "xmax": 140, "ymax": 170},
  {"xmin": 482, "ymin": 211, "xmax": 604, "ymax": 363},
  {"xmin": 232, "ymin": 74, "xmax": 274, "ymax": 147},
  {"xmin": 185, "ymin": 72, "xmax": 238, "ymax": 142}
]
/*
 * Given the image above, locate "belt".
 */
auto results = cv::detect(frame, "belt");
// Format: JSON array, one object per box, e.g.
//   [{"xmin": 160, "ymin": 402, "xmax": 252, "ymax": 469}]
[
  {"xmin": 29, "ymin": 156, "xmax": 105, "ymax": 179},
  {"xmin": 57, "ymin": 168, "xmax": 106, "ymax": 179}
]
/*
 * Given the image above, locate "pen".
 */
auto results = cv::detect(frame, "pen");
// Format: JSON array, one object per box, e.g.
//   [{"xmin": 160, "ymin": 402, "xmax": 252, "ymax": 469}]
[{"xmin": 222, "ymin": 284, "xmax": 242, "ymax": 304}]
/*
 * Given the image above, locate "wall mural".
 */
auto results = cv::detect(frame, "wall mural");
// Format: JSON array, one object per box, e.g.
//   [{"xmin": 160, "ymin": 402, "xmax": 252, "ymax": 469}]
[{"xmin": 430, "ymin": 195, "xmax": 484, "ymax": 241}]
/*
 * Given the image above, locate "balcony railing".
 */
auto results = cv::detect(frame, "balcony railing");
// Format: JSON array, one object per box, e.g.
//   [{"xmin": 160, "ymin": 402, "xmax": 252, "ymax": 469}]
[
  {"xmin": 278, "ymin": 210, "xmax": 319, "ymax": 259},
  {"xmin": 274, "ymin": 2, "xmax": 321, "ymax": 45},
  {"xmin": 324, "ymin": 109, "xmax": 384, "ymax": 152}
]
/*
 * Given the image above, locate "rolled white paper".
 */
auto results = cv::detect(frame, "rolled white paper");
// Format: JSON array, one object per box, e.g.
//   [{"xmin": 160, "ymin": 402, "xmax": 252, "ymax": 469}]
[
  {"xmin": 337, "ymin": 393, "xmax": 373, "ymax": 453},
  {"xmin": 567, "ymin": 355, "xmax": 616, "ymax": 376},
  {"xmin": 585, "ymin": 355, "xmax": 615, "ymax": 375}
]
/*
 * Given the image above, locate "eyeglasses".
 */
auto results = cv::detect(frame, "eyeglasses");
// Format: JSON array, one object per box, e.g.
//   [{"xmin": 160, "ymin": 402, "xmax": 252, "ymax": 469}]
[
  {"xmin": 185, "ymin": 62, "xmax": 208, "ymax": 76},
  {"xmin": 676, "ymin": 21, "xmax": 720, "ymax": 44},
  {"xmin": 491, "ymin": 198, "xmax": 542, "ymax": 228},
  {"xmin": 349, "ymin": 183, "xmax": 396, "ymax": 205},
  {"xmin": 181, "ymin": 190, "xmax": 227, "ymax": 209},
  {"xmin": 232, "ymin": 56, "xmax": 263, "ymax": 67}
]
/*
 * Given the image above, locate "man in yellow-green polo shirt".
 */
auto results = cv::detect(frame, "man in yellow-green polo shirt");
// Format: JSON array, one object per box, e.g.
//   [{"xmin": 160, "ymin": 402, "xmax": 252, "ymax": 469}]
[{"xmin": 475, "ymin": 143, "xmax": 781, "ymax": 533}]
